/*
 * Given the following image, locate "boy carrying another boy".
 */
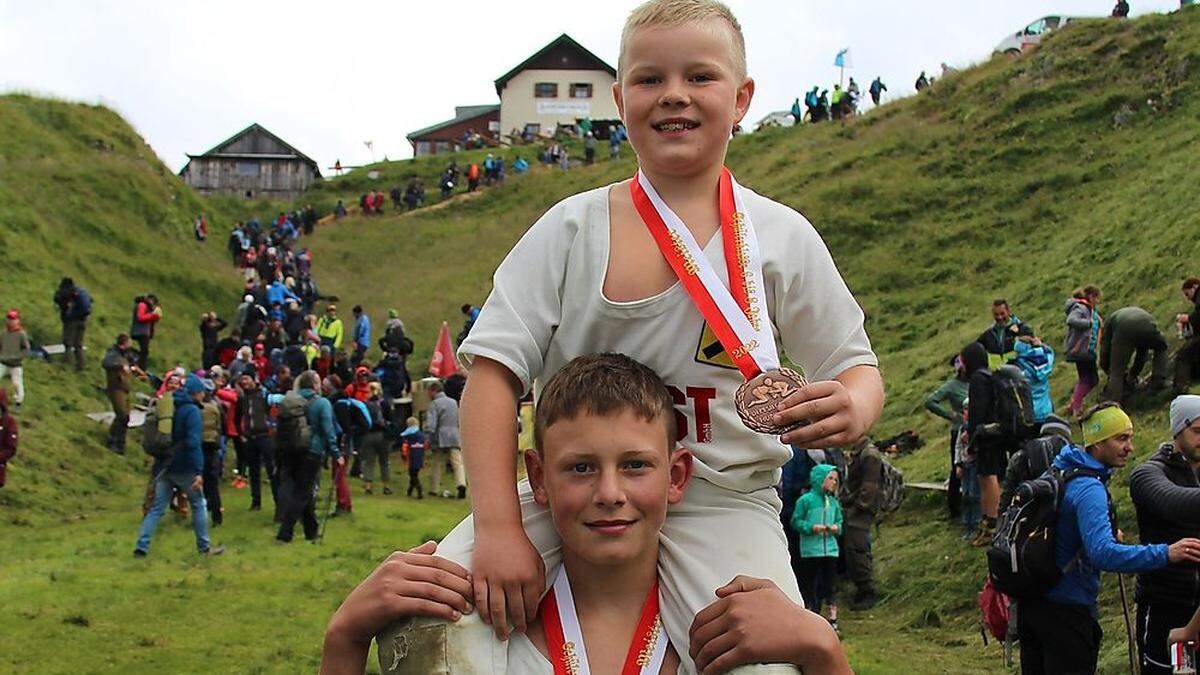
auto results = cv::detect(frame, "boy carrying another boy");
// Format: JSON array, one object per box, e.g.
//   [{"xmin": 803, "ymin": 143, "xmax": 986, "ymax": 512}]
[
  {"xmin": 379, "ymin": 1, "xmax": 883, "ymax": 671},
  {"xmin": 790, "ymin": 464, "xmax": 842, "ymax": 633},
  {"xmin": 322, "ymin": 354, "xmax": 850, "ymax": 674}
]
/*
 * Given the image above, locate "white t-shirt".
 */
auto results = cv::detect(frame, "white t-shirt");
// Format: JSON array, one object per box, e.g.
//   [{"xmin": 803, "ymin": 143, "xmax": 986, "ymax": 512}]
[{"xmin": 459, "ymin": 182, "xmax": 877, "ymax": 492}]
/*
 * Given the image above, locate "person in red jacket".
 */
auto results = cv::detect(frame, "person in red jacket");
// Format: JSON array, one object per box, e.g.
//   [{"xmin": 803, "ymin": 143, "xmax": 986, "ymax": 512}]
[
  {"xmin": 0, "ymin": 389, "xmax": 17, "ymax": 488},
  {"xmin": 345, "ymin": 367, "xmax": 373, "ymax": 402},
  {"xmin": 252, "ymin": 342, "xmax": 270, "ymax": 381},
  {"xmin": 129, "ymin": 294, "xmax": 163, "ymax": 369}
]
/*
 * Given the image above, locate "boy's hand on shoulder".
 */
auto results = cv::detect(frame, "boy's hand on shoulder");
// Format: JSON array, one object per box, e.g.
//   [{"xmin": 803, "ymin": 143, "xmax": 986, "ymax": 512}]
[
  {"xmin": 775, "ymin": 366, "xmax": 883, "ymax": 448},
  {"xmin": 689, "ymin": 576, "xmax": 851, "ymax": 675},
  {"xmin": 473, "ymin": 524, "xmax": 544, "ymax": 640},
  {"xmin": 325, "ymin": 541, "xmax": 473, "ymax": 649}
]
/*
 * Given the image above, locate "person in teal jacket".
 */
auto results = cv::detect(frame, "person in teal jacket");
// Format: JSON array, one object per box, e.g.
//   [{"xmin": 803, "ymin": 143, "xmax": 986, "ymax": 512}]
[{"xmin": 791, "ymin": 463, "xmax": 843, "ymax": 630}]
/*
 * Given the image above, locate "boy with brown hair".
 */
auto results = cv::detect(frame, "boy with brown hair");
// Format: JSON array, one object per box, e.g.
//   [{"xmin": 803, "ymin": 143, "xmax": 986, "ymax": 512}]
[
  {"xmin": 410, "ymin": 1, "xmax": 882, "ymax": 670},
  {"xmin": 322, "ymin": 354, "xmax": 850, "ymax": 674}
]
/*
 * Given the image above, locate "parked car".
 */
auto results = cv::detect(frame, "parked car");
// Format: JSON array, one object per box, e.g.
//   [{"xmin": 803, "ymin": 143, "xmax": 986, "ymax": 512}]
[{"xmin": 993, "ymin": 16, "xmax": 1076, "ymax": 56}]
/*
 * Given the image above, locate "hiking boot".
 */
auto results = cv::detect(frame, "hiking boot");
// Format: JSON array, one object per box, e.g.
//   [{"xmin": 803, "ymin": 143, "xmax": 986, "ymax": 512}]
[
  {"xmin": 108, "ymin": 444, "xmax": 125, "ymax": 456},
  {"xmin": 363, "ymin": 485, "xmax": 374, "ymax": 495},
  {"xmin": 249, "ymin": 503, "xmax": 261, "ymax": 511},
  {"xmin": 457, "ymin": 485, "xmax": 467, "ymax": 499},
  {"xmin": 970, "ymin": 521, "xmax": 996, "ymax": 548},
  {"xmin": 382, "ymin": 486, "xmax": 394, "ymax": 495},
  {"xmin": 133, "ymin": 549, "xmax": 147, "ymax": 558},
  {"xmin": 200, "ymin": 545, "xmax": 226, "ymax": 556}
]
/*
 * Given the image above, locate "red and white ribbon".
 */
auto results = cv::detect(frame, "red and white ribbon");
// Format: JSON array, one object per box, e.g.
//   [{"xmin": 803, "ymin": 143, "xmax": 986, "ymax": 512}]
[
  {"xmin": 630, "ymin": 167, "xmax": 778, "ymax": 380},
  {"xmin": 540, "ymin": 565, "xmax": 668, "ymax": 675}
]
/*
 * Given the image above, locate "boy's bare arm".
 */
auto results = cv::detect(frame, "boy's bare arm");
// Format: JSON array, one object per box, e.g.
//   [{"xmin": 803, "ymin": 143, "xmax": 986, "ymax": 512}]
[
  {"xmin": 460, "ymin": 356, "xmax": 545, "ymax": 640},
  {"xmin": 774, "ymin": 364, "xmax": 884, "ymax": 448}
]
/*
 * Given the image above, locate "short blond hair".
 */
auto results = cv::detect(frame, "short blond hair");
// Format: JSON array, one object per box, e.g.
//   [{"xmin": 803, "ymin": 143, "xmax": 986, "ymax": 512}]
[{"xmin": 619, "ymin": 0, "xmax": 747, "ymax": 81}]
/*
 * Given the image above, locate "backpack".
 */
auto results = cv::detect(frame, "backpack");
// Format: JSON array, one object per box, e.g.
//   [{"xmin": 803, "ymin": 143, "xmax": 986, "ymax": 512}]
[
  {"xmin": 978, "ymin": 576, "xmax": 1011, "ymax": 643},
  {"xmin": 200, "ymin": 400, "xmax": 223, "ymax": 444},
  {"xmin": 335, "ymin": 398, "xmax": 372, "ymax": 436},
  {"xmin": 876, "ymin": 456, "xmax": 905, "ymax": 517},
  {"xmin": 141, "ymin": 398, "xmax": 175, "ymax": 460},
  {"xmin": 385, "ymin": 322, "xmax": 413, "ymax": 356},
  {"xmin": 276, "ymin": 391, "xmax": 312, "ymax": 457},
  {"xmin": 242, "ymin": 392, "xmax": 271, "ymax": 436},
  {"xmin": 990, "ymin": 365, "xmax": 1037, "ymax": 439},
  {"xmin": 1017, "ymin": 435, "xmax": 1067, "ymax": 483},
  {"xmin": 987, "ymin": 467, "xmax": 1104, "ymax": 599}
]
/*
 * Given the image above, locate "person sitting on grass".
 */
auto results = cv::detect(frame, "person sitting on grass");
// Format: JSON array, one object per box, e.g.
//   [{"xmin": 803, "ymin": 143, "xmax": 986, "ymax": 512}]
[{"xmin": 320, "ymin": 354, "xmax": 851, "ymax": 674}]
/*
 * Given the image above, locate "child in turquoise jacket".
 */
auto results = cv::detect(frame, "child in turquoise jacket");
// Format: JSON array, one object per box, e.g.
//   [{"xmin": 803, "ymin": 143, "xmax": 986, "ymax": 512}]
[{"xmin": 791, "ymin": 463, "xmax": 843, "ymax": 630}]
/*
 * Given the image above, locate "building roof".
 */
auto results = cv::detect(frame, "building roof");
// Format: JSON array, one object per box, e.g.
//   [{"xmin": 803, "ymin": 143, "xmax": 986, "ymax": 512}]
[
  {"xmin": 407, "ymin": 104, "xmax": 500, "ymax": 141},
  {"xmin": 493, "ymin": 33, "xmax": 616, "ymax": 96},
  {"xmin": 186, "ymin": 123, "xmax": 320, "ymax": 172}
]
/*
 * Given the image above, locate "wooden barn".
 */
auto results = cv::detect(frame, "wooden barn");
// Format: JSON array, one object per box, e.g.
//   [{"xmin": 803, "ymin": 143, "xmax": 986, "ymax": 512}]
[{"xmin": 179, "ymin": 123, "xmax": 321, "ymax": 200}]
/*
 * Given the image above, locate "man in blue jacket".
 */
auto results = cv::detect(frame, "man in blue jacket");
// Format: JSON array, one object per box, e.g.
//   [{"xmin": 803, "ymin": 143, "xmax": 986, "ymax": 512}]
[
  {"xmin": 1018, "ymin": 403, "xmax": 1200, "ymax": 674},
  {"xmin": 134, "ymin": 374, "xmax": 225, "ymax": 557},
  {"xmin": 351, "ymin": 305, "xmax": 370, "ymax": 366}
]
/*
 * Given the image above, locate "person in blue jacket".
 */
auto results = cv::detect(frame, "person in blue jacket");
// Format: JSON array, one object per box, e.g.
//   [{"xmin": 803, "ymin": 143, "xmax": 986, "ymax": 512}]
[
  {"xmin": 1018, "ymin": 403, "xmax": 1200, "ymax": 674},
  {"xmin": 1011, "ymin": 335, "xmax": 1055, "ymax": 424},
  {"xmin": 134, "ymin": 374, "xmax": 225, "ymax": 557},
  {"xmin": 351, "ymin": 305, "xmax": 371, "ymax": 366}
]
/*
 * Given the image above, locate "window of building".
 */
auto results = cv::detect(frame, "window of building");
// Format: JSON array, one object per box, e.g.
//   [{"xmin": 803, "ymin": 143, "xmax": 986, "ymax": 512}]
[
  {"xmin": 523, "ymin": 123, "xmax": 541, "ymax": 137},
  {"xmin": 570, "ymin": 83, "xmax": 593, "ymax": 99},
  {"xmin": 435, "ymin": 141, "xmax": 452, "ymax": 153},
  {"xmin": 236, "ymin": 161, "xmax": 260, "ymax": 176},
  {"xmin": 534, "ymin": 82, "xmax": 558, "ymax": 98},
  {"xmin": 415, "ymin": 141, "xmax": 431, "ymax": 156}
]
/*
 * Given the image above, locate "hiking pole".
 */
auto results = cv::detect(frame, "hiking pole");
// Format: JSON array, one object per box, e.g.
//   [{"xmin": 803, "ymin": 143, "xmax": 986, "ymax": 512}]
[
  {"xmin": 1117, "ymin": 573, "xmax": 1140, "ymax": 675},
  {"xmin": 316, "ymin": 478, "xmax": 335, "ymax": 544}
]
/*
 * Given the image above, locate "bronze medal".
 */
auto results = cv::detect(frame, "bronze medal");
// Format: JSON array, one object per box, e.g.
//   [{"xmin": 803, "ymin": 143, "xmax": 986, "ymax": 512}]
[{"xmin": 735, "ymin": 367, "xmax": 809, "ymax": 435}]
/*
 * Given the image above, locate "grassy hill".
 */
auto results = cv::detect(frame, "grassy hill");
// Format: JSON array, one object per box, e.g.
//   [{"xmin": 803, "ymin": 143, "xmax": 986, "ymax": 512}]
[
  {"xmin": 299, "ymin": 9, "xmax": 1200, "ymax": 672},
  {"xmin": 4, "ymin": 7, "xmax": 1200, "ymax": 673}
]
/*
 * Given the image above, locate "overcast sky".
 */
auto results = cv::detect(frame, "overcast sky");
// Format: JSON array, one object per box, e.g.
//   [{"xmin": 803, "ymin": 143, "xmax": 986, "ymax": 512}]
[{"xmin": 0, "ymin": 0, "xmax": 1180, "ymax": 172}]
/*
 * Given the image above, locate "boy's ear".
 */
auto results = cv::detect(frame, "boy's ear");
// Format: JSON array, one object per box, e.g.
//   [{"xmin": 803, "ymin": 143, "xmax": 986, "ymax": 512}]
[
  {"xmin": 732, "ymin": 77, "xmax": 756, "ymax": 125},
  {"xmin": 524, "ymin": 449, "xmax": 550, "ymax": 506},
  {"xmin": 612, "ymin": 81, "xmax": 626, "ymax": 124},
  {"xmin": 667, "ymin": 448, "xmax": 693, "ymax": 505}
]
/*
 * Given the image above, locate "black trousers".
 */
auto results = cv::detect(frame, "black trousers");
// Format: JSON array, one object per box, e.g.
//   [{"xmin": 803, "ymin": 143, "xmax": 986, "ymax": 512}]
[
  {"xmin": 1138, "ymin": 602, "xmax": 1199, "ymax": 675},
  {"xmin": 201, "ymin": 442, "xmax": 222, "ymax": 525},
  {"xmin": 947, "ymin": 427, "xmax": 961, "ymax": 519},
  {"xmin": 797, "ymin": 556, "xmax": 838, "ymax": 613},
  {"xmin": 1018, "ymin": 598, "xmax": 1102, "ymax": 674},
  {"xmin": 133, "ymin": 335, "xmax": 151, "ymax": 369},
  {"xmin": 407, "ymin": 467, "xmax": 423, "ymax": 497},
  {"xmin": 243, "ymin": 433, "xmax": 278, "ymax": 509},
  {"xmin": 277, "ymin": 453, "xmax": 321, "ymax": 542}
]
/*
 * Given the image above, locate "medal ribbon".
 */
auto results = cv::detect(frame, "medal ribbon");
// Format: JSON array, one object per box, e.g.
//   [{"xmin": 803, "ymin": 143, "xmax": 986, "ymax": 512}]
[
  {"xmin": 541, "ymin": 566, "xmax": 669, "ymax": 675},
  {"xmin": 630, "ymin": 167, "xmax": 778, "ymax": 380}
]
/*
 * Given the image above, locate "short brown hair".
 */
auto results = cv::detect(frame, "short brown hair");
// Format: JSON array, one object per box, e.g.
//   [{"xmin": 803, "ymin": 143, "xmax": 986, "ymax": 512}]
[
  {"xmin": 534, "ymin": 354, "xmax": 677, "ymax": 452},
  {"xmin": 1183, "ymin": 278, "xmax": 1200, "ymax": 292},
  {"xmin": 1072, "ymin": 285, "xmax": 1101, "ymax": 300},
  {"xmin": 619, "ymin": 0, "xmax": 747, "ymax": 80}
]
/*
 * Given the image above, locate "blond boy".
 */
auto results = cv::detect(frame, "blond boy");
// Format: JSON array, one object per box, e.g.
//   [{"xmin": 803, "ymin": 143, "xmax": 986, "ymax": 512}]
[{"xmin": 389, "ymin": 2, "xmax": 883, "ymax": 671}]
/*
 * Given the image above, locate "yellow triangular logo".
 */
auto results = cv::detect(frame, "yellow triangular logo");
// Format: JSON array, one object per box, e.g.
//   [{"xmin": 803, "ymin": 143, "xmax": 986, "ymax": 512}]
[{"xmin": 694, "ymin": 323, "xmax": 737, "ymax": 370}]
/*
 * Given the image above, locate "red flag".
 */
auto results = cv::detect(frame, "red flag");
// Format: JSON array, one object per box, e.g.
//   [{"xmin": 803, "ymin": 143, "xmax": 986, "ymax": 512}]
[{"xmin": 429, "ymin": 321, "xmax": 457, "ymax": 378}]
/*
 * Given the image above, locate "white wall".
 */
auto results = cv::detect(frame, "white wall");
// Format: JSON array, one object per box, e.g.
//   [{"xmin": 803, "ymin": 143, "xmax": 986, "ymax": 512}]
[{"xmin": 499, "ymin": 69, "xmax": 619, "ymax": 137}]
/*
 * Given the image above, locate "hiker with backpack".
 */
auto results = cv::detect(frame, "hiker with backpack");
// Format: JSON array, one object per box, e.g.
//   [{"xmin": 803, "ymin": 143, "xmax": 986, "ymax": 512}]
[
  {"xmin": 1065, "ymin": 285, "xmax": 1103, "ymax": 417},
  {"xmin": 359, "ymin": 382, "xmax": 392, "ymax": 496},
  {"xmin": 129, "ymin": 294, "xmax": 162, "ymax": 369},
  {"xmin": 236, "ymin": 374, "xmax": 278, "ymax": 514},
  {"xmin": 199, "ymin": 379, "xmax": 225, "ymax": 526},
  {"xmin": 1100, "ymin": 306, "xmax": 1171, "ymax": 405},
  {"xmin": 329, "ymin": 378, "xmax": 368, "ymax": 515},
  {"xmin": 977, "ymin": 299, "xmax": 1034, "ymax": 370},
  {"xmin": 842, "ymin": 438, "xmax": 884, "ymax": 610},
  {"xmin": 377, "ymin": 309, "xmax": 412, "ymax": 358},
  {"xmin": 274, "ymin": 370, "xmax": 340, "ymax": 543},
  {"xmin": 53, "ymin": 277, "xmax": 92, "ymax": 371},
  {"xmin": 791, "ymin": 464, "xmax": 843, "ymax": 632},
  {"xmin": 1129, "ymin": 395, "xmax": 1200, "ymax": 674},
  {"xmin": 924, "ymin": 355, "xmax": 969, "ymax": 522},
  {"xmin": 134, "ymin": 374, "xmax": 225, "ymax": 557},
  {"xmin": 1005, "ymin": 403, "xmax": 1200, "ymax": 674},
  {"xmin": 102, "ymin": 334, "xmax": 145, "ymax": 454},
  {"xmin": 0, "ymin": 389, "xmax": 17, "ymax": 488},
  {"xmin": 962, "ymin": 342, "xmax": 1009, "ymax": 545},
  {"xmin": 1174, "ymin": 277, "xmax": 1200, "ymax": 395}
]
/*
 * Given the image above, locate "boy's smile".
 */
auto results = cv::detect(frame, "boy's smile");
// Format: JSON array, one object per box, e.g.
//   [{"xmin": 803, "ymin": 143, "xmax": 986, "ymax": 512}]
[
  {"xmin": 615, "ymin": 18, "xmax": 753, "ymax": 180},
  {"xmin": 528, "ymin": 409, "xmax": 691, "ymax": 568}
]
